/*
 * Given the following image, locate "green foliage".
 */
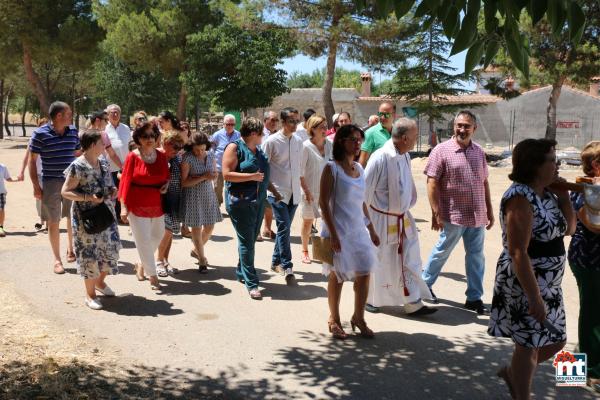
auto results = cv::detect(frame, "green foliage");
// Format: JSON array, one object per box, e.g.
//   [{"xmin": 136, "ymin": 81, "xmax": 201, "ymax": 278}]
[
  {"xmin": 93, "ymin": 50, "xmax": 179, "ymax": 118},
  {"xmin": 184, "ymin": 23, "xmax": 296, "ymax": 111},
  {"xmin": 357, "ymin": 0, "xmax": 588, "ymax": 78},
  {"xmin": 286, "ymin": 67, "xmax": 393, "ymax": 96},
  {"xmin": 388, "ymin": 22, "xmax": 469, "ymax": 126}
]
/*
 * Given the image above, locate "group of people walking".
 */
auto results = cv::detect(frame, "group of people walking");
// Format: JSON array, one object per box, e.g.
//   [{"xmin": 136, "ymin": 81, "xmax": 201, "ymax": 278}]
[{"xmin": 5, "ymin": 98, "xmax": 598, "ymax": 399}]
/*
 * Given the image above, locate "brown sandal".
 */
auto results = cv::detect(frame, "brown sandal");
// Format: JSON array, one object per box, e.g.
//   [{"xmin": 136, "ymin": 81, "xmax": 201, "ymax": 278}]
[
  {"xmin": 350, "ymin": 318, "xmax": 374, "ymax": 338},
  {"xmin": 328, "ymin": 320, "xmax": 348, "ymax": 340},
  {"xmin": 66, "ymin": 251, "xmax": 76, "ymax": 263},
  {"xmin": 135, "ymin": 263, "xmax": 145, "ymax": 281},
  {"xmin": 53, "ymin": 261, "xmax": 65, "ymax": 274}
]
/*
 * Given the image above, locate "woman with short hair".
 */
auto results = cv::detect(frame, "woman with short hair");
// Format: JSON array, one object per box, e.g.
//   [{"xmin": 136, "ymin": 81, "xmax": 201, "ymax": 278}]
[
  {"xmin": 222, "ymin": 117, "xmax": 281, "ymax": 299},
  {"xmin": 299, "ymin": 114, "xmax": 333, "ymax": 264},
  {"xmin": 61, "ymin": 130, "xmax": 121, "ymax": 310},
  {"xmin": 156, "ymin": 131, "xmax": 186, "ymax": 276},
  {"xmin": 488, "ymin": 138, "xmax": 576, "ymax": 399},
  {"xmin": 319, "ymin": 124, "xmax": 380, "ymax": 339},
  {"xmin": 118, "ymin": 121, "xmax": 170, "ymax": 290},
  {"xmin": 568, "ymin": 141, "xmax": 600, "ymax": 393},
  {"xmin": 181, "ymin": 132, "xmax": 223, "ymax": 271}
]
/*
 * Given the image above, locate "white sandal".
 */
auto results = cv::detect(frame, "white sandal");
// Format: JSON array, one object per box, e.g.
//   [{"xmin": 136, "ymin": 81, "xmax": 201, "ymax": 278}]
[
  {"xmin": 156, "ymin": 261, "xmax": 168, "ymax": 277},
  {"xmin": 164, "ymin": 261, "xmax": 179, "ymax": 275}
]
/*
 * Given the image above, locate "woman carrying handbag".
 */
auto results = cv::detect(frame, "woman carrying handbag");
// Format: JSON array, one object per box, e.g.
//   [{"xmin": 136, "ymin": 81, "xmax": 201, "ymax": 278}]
[
  {"xmin": 319, "ymin": 124, "xmax": 380, "ymax": 340},
  {"xmin": 61, "ymin": 130, "xmax": 121, "ymax": 310}
]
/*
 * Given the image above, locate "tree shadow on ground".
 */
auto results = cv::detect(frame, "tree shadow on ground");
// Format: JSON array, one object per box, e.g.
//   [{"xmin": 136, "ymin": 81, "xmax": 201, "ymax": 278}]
[
  {"xmin": 157, "ymin": 280, "xmax": 231, "ymax": 297},
  {"xmin": 0, "ymin": 331, "xmax": 595, "ymax": 400},
  {"xmin": 262, "ymin": 330, "xmax": 595, "ymax": 400},
  {"xmin": 259, "ymin": 280, "xmax": 327, "ymax": 301}
]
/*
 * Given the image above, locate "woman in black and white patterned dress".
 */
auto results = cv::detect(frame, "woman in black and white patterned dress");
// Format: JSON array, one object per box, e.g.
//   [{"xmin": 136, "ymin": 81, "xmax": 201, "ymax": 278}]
[
  {"xmin": 156, "ymin": 131, "xmax": 185, "ymax": 276},
  {"xmin": 181, "ymin": 132, "xmax": 223, "ymax": 271},
  {"xmin": 488, "ymin": 139, "xmax": 576, "ymax": 400}
]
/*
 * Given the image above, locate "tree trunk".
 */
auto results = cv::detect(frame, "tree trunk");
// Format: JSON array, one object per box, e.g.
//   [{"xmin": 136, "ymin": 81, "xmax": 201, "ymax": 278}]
[
  {"xmin": 177, "ymin": 85, "xmax": 187, "ymax": 121},
  {"xmin": 21, "ymin": 96, "xmax": 28, "ymax": 136},
  {"xmin": 323, "ymin": 38, "xmax": 338, "ymax": 127},
  {"xmin": 427, "ymin": 26, "xmax": 437, "ymax": 148},
  {"xmin": 545, "ymin": 77, "xmax": 565, "ymax": 141},
  {"xmin": 194, "ymin": 101, "xmax": 200, "ymax": 130},
  {"xmin": 22, "ymin": 45, "xmax": 50, "ymax": 117},
  {"xmin": 4, "ymin": 87, "xmax": 11, "ymax": 137},
  {"xmin": 322, "ymin": 10, "xmax": 341, "ymax": 127},
  {"xmin": 0, "ymin": 79, "xmax": 4, "ymax": 140}
]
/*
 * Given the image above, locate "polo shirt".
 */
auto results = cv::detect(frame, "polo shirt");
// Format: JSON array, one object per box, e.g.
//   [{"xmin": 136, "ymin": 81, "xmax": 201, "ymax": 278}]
[
  {"xmin": 105, "ymin": 122, "xmax": 131, "ymax": 172},
  {"xmin": 361, "ymin": 123, "xmax": 391, "ymax": 154},
  {"xmin": 211, "ymin": 128, "xmax": 241, "ymax": 171},
  {"xmin": 29, "ymin": 123, "xmax": 80, "ymax": 181}
]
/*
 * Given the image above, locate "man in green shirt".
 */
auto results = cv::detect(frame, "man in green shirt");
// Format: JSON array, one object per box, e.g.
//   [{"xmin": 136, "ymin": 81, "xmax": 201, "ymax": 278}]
[{"xmin": 359, "ymin": 101, "xmax": 396, "ymax": 167}]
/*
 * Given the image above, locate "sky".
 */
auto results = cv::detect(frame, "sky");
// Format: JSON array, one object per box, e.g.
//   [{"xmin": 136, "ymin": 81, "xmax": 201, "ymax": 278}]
[{"xmin": 279, "ymin": 49, "xmax": 476, "ymax": 91}]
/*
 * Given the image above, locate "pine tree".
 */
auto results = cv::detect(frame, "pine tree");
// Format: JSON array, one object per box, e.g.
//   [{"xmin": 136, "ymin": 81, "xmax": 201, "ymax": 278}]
[{"xmin": 389, "ymin": 22, "xmax": 468, "ymax": 146}]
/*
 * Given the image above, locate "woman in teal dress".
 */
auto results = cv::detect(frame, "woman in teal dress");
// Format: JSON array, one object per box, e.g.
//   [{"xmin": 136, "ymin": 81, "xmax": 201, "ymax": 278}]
[{"xmin": 222, "ymin": 117, "xmax": 281, "ymax": 300}]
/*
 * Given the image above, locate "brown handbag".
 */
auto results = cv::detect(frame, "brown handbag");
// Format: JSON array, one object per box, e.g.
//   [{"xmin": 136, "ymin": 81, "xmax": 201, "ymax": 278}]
[{"xmin": 311, "ymin": 163, "xmax": 336, "ymax": 265}]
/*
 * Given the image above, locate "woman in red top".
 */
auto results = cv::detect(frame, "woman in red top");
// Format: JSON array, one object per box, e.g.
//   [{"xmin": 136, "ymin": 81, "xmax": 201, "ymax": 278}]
[{"xmin": 119, "ymin": 121, "xmax": 169, "ymax": 290}]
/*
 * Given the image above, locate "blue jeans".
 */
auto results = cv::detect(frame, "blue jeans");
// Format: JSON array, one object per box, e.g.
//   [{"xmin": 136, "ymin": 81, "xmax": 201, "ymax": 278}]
[
  {"xmin": 421, "ymin": 223, "xmax": 485, "ymax": 302},
  {"xmin": 268, "ymin": 196, "xmax": 298, "ymax": 270}
]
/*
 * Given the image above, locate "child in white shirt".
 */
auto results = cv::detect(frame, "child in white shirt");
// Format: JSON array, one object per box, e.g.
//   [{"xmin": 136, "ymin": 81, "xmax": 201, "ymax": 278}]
[{"xmin": 0, "ymin": 163, "xmax": 23, "ymax": 237}]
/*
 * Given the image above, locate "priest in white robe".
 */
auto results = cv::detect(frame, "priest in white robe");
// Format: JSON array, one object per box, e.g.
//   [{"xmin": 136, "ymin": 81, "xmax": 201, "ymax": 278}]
[{"xmin": 364, "ymin": 118, "xmax": 437, "ymax": 316}]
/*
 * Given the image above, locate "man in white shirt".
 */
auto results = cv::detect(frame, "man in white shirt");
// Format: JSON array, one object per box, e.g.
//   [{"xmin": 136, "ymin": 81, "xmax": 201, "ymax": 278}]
[
  {"xmin": 104, "ymin": 104, "xmax": 131, "ymax": 216},
  {"xmin": 260, "ymin": 111, "xmax": 280, "ymax": 241},
  {"xmin": 294, "ymin": 108, "xmax": 315, "ymax": 142},
  {"xmin": 262, "ymin": 107, "xmax": 304, "ymax": 285}
]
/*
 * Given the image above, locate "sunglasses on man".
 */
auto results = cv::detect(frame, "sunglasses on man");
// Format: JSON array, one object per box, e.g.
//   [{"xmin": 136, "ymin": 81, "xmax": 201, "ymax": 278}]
[{"xmin": 378, "ymin": 112, "xmax": 392, "ymax": 118}]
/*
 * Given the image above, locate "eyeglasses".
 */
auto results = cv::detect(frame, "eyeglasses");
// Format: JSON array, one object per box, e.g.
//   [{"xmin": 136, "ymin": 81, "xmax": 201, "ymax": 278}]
[
  {"xmin": 344, "ymin": 137, "xmax": 363, "ymax": 144},
  {"xmin": 139, "ymin": 133, "xmax": 157, "ymax": 140},
  {"xmin": 285, "ymin": 119, "xmax": 299, "ymax": 125},
  {"xmin": 378, "ymin": 112, "xmax": 392, "ymax": 118},
  {"xmin": 136, "ymin": 116, "xmax": 147, "ymax": 122},
  {"xmin": 225, "ymin": 123, "xmax": 235, "ymax": 127}
]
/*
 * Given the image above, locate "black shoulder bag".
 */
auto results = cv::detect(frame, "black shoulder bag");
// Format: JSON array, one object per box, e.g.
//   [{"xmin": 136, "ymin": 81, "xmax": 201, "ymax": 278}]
[{"xmin": 80, "ymin": 164, "xmax": 116, "ymax": 234}]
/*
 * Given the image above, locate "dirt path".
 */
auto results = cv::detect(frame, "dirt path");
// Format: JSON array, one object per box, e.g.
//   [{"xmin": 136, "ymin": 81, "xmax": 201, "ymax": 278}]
[{"xmin": 0, "ymin": 137, "xmax": 595, "ymax": 399}]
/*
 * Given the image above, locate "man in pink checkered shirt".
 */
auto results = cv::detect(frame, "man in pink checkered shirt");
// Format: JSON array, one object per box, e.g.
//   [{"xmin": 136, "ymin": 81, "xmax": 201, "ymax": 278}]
[{"xmin": 421, "ymin": 110, "xmax": 494, "ymax": 315}]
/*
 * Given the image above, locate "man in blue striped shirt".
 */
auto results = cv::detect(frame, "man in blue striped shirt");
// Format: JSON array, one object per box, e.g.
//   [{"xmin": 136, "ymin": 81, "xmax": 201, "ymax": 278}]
[{"xmin": 29, "ymin": 101, "xmax": 81, "ymax": 274}]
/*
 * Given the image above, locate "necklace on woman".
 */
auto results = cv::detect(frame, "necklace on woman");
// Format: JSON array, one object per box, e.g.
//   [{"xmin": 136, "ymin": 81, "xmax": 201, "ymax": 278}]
[{"xmin": 140, "ymin": 149, "xmax": 157, "ymax": 163}]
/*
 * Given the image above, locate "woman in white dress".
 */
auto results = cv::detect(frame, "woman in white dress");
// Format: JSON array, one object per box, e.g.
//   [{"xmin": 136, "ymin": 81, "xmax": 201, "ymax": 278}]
[
  {"xmin": 299, "ymin": 115, "xmax": 333, "ymax": 264},
  {"xmin": 319, "ymin": 124, "xmax": 380, "ymax": 340}
]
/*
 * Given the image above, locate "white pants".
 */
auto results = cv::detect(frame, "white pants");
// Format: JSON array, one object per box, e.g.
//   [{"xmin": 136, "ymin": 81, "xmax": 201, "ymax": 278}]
[{"xmin": 128, "ymin": 214, "xmax": 165, "ymax": 276}]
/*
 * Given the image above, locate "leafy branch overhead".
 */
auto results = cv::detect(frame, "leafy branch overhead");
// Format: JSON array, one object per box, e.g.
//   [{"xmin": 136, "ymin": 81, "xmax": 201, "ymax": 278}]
[{"xmin": 357, "ymin": 0, "xmax": 587, "ymax": 78}]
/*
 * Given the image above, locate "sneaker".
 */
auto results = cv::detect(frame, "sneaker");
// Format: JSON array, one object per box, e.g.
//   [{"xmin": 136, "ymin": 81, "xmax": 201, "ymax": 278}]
[
  {"xmin": 464, "ymin": 299, "xmax": 489, "ymax": 315},
  {"xmin": 284, "ymin": 268, "xmax": 297, "ymax": 286},
  {"xmin": 249, "ymin": 288, "xmax": 262, "ymax": 300},
  {"xmin": 365, "ymin": 303, "xmax": 380, "ymax": 313},
  {"xmin": 271, "ymin": 264, "xmax": 284, "ymax": 275},
  {"xmin": 428, "ymin": 287, "xmax": 439, "ymax": 304},
  {"xmin": 0, "ymin": 227, "xmax": 5, "ymax": 237},
  {"xmin": 85, "ymin": 297, "xmax": 103, "ymax": 310},
  {"xmin": 95, "ymin": 285, "xmax": 115, "ymax": 297}
]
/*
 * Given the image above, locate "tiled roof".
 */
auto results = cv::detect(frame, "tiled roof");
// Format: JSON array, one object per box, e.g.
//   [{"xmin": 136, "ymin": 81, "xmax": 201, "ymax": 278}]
[
  {"xmin": 357, "ymin": 94, "xmax": 501, "ymax": 104},
  {"xmin": 519, "ymin": 85, "xmax": 600, "ymax": 100}
]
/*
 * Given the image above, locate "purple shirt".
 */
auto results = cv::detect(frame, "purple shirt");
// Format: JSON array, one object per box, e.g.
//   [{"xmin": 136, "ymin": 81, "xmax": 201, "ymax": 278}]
[{"xmin": 424, "ymin": 137, "xmax": 489, "ymax": 227}]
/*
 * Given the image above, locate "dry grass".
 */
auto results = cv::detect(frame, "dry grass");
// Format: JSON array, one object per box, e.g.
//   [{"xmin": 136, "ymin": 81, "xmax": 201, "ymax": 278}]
[{"xmin": 0, "ymin": 281, "xmax": 231, "ymax": 399}]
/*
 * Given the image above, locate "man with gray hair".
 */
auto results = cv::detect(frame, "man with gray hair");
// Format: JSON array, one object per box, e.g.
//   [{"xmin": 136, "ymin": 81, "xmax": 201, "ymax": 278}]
[
  {"xmin": 211, "ymin": 114, "xmax": 241, "ymax": 206},
  {"xmin": 104, "ymin": 104, "xmax": 131, "ymax": 217},
  {"xmin": 364, "ymin": 118, "xmax": 437, "ymax": 315}
]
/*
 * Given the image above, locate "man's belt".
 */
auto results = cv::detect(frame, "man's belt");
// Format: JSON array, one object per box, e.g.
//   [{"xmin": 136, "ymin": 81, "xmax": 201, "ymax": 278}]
[{"xmin": 370, "ymin": 205, "xmax": 410, "ymax": 296}]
